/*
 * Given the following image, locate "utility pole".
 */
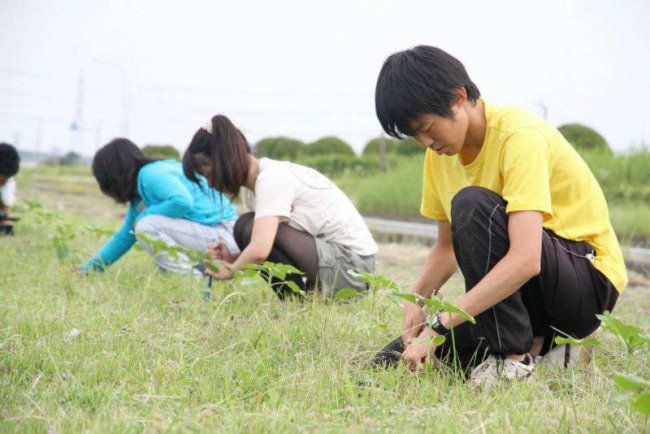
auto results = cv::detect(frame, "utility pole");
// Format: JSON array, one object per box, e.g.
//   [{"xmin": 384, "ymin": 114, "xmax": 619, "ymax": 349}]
[{"xmin": 70, "ymin": 72, "xmax": 85, "ymax": 152}]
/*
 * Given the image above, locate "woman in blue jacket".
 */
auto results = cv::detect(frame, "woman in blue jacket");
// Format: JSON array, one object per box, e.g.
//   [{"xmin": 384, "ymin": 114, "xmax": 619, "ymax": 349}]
[{"xmin": 80, "ymin": 138, "xmax": 238, "ymax": 274}]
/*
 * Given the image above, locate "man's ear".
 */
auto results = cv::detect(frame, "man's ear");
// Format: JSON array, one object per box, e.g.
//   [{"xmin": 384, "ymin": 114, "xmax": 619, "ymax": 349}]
[{"xmin": 452, "ymin": 87, "xmax": 468, "ymax": 113}]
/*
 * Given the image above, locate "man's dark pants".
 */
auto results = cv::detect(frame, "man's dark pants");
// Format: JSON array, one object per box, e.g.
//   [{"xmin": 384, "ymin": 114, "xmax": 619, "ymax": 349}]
[{"xmin": 374, "ymin": 187, "xmax": 618, "ymax": 370}]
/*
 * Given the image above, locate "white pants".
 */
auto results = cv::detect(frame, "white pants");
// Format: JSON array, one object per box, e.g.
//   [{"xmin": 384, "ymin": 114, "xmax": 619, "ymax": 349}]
[{"xmin": 134, "ymin": 215, "xmax": 238, "ymax": 274}]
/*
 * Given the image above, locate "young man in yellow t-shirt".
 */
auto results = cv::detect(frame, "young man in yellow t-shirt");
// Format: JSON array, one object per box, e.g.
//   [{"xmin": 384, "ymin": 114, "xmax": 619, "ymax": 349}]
[{"xmin": 372, "ymin": 45, "xmax": 627, "ymax": 386}]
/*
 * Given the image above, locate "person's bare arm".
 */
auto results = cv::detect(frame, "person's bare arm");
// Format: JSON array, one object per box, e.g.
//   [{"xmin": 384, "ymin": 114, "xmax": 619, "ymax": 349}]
[
  {"xmin": 402, "ymin": 220, "xmax": 458, "ymax": 344},
  {"xmin": 210, "ymin": 216, "xmax": 280, "ymax": 279}
]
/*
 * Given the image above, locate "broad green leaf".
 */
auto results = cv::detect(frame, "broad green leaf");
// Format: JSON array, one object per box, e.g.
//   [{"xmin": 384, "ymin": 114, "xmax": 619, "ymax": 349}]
[
  {"xmin": 204, "ymin": 262, "xmax": 220, "ymax": 274},
  {"xmin": 630, "ymin": 392, "xmax": 650, "ymax": 415},
  {"xmin": 412, "ymin": 334, "xmax": 446, "ymax": 346},
  {"xmin": 613, "ymin": 373, "xmax": 650, "ymax": 391},
  {"xmin": 234, "ymin": 269, "xmax": 259, "ymax": 280},
  {"xmin": 348, "ymin": 270, "xmax": 400, "ymax": 291},
  {"xmin": 554, "ymin": 336, "xmax": 601, "ymax": 347},
  {"xmin": 597, "ymin": 312, "xmax": 648, "ymax": 353},
  {"xmin": 421, "ymin": 298, "xmax": 476, "ymax": 324},
  {"xmin": 390, "ymin": 292, "xmax": 419, "ymax": 305},
  {"xmin": 431, "ymin": 334, "xmax": 446, "ymax": 346},
  {"xmin": 334, "ymin": 288, "xmax": 361, "ymax": 301},
  {"xmin": 283, "ymin": 280, "xmax": 304, "ymax": 295}
]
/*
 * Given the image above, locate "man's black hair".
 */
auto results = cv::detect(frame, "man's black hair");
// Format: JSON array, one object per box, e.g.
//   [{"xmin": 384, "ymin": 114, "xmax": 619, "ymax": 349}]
[
  {"xmin": 92, "ymin": 138, "xmax": 157, "ymax": 204},
  {"xmin": 375, "ymin": 45, "xmax": 481, "ymax": 138},
  {"xmin": 0, "ymin": 143, "xmax": 20, "ymax": 177}
]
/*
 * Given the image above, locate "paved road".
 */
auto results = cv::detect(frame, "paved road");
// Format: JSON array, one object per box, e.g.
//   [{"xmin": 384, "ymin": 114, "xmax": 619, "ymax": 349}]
[{"xmin": 365, "ymin": 216, "xmax": 650, "ymax": 275}]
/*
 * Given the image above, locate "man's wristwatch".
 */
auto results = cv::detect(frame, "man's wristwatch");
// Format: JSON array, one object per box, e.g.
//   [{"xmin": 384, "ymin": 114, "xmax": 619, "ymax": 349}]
[{"xmin": 427, "ymin": 311, "xmax": 450, "ymax": 336}]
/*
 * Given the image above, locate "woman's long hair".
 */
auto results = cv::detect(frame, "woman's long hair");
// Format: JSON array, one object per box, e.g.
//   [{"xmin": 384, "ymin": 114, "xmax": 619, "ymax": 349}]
[
  {"xmin": 182, "ymin": 115, "xmax": 251, "ymax": 198},
  {"xmin": 92, "ymin": 138, "xmax": 157, "ymax": 203}
]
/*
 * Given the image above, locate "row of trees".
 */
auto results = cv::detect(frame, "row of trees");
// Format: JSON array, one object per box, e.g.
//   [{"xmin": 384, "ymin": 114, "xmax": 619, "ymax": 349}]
[
  {"xmin": 254, "ymin": 135, "xmax": 422, "ymax": 159},
  {"xmin": 253, "ymin": 123, "xmax": 611, "ymax": 160},
  {"xmin": 133, "ymin": 123, "xmax": 610, "ymax": 166}
]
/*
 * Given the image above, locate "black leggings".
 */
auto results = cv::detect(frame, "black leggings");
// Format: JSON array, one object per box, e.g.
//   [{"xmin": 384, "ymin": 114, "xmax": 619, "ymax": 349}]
[
  {"xmin": 234, "ymin": 212, "xmax": 320, "ymax": 299},
  {"xmin": 375, "ymin": 186, "xmax": 619, "ymax": 370}
]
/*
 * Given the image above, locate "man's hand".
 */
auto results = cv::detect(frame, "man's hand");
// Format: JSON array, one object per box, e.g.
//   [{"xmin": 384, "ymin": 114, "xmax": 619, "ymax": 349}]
[
  {"xmin": 402, "ymin": 301, "xmax": 427, "ymax": 346},
  {"xmin": 401, "ymin": 328, "xmax": 437, "ymax": 372}
]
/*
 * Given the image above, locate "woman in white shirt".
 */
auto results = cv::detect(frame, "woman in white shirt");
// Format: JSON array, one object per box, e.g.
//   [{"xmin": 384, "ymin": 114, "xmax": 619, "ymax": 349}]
[{"xmin": 182, "ymin": 115, "xmax": 378, "ymax": 299}]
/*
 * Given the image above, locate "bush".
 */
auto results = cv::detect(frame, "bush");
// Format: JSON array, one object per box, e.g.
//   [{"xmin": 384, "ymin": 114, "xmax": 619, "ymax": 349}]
[
  {"xmin": 298, "ymin": 154, "xmax": 379, "ymax": 177},
  {"xmin": 363, "ymin": 137, "xmax": 421, "ymax": 156},
  {"xmin": 580, "ymin": 147, "xmax": 650, "ymax": 203},
  {"xmin": 253, "ymin": 137, "xmax": 307, "ymax": 160},
  {"xmin": 395, "ymin": 137, "xmax": 422, "ymax": 156},
  {"xmin": 307, "ymin": 136, "xmax": 355, "ymax": 157},
  {"xmin": 362, "ymin": 137, "xmax": 399, "ymax": 156},
  {"xmin": 142, "ymin": 145, "xmax": 181, "ymax": 160},
  {"xmin": 58, "ymin": 151, "xmax": 82, "ymax": 166},
  {"xmin": 558, "ymin": 124, "xmax": 611, "ymax": 153}
]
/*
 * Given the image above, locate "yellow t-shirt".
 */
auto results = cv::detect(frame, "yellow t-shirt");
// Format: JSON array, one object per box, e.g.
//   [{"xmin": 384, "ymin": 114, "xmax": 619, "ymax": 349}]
[{"xmin": 420, "ymin": 100, "xmax": 628, "ymax": 292}]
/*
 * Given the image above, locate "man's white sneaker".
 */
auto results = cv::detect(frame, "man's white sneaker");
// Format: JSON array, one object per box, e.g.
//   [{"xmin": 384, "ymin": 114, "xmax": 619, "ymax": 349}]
[
  {"xmin": 538, "ymin": 343, "xmax": 593, "ymax": 368},
  {"xmin": 469, "ymin": 354, "xmax": 535, "ymax": 388}
]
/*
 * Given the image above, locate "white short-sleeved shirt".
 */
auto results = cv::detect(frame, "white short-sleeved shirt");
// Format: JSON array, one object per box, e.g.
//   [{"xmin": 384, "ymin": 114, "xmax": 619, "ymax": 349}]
[
  {"xmin": 0, "ymin": 177, "xmax": 16, "ymax": 207},
  {"xmin": 243, "ymin": 158, "xmax": 378, "ymax": 257}
]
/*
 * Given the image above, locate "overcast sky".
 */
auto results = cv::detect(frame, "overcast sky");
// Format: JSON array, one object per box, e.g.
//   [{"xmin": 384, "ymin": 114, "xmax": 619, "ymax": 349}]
[{"xmin": 1, "ymin": 0, "xmax": 649, "ymax": 156}]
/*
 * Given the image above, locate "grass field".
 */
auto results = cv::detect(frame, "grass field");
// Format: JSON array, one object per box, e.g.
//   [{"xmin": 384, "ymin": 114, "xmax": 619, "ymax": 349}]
[
  {"xmin": 333, "ymin": 153, "xmax": 650, "ymax": 244},
  {"xmin": 1, "ymin": 167, "xmax": 649, "ymax": 432}
]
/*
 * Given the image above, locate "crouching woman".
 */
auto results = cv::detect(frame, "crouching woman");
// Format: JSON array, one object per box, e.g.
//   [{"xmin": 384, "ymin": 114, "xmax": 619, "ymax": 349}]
[
  {"xmin": 182, "ymin": 115, "xmax": 378, "ymax": 298},
  {"xmin": 80, "ymin": 138, "xmax": 238, "ymax": 274}
]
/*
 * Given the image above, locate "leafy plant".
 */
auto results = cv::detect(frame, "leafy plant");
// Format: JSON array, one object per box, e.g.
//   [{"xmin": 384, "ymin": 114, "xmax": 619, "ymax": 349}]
[
  {"xmin": 613, "ymin": 374, "xmax": 650, "ymax": 415},
  {"xmin": 135, "ymin": 232, "xmax": 221, "ymax": 274},
  {"xmin": 52, "ymin": 222, "xmax": 78, "ymax": 260},
  {"xmin": 235, "ymin": 262, "xmax": 305, "ymax": 296},
  {"xmin": 596, "ymin": 311, "xmax": 650, "ymax": 356},
  {"xmin": 553, "ymin": 335, "xmax": 602, "ymax": 347},
  {"xmin": 346, "ymin": 270, "xmax": 475, "ymax": 346}
]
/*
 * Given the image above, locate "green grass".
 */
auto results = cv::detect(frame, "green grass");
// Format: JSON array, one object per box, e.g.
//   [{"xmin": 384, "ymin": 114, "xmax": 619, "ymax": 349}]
[
  {"xmin": 333, "ymin": 153, "xmax": 650, "ymax": 242},
  {"xmin": 1, "ymin": 165, "xmax": 649, "ymax": 432}
]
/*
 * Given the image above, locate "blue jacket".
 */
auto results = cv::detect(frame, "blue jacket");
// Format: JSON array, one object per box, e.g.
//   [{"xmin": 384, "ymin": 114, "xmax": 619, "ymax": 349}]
[{"xmin": 82, "ymin": 160, "xmax": 237, "ymax": 271}]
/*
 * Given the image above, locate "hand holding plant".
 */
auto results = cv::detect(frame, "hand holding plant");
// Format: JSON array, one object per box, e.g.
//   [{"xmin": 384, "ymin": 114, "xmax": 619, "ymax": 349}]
[
  {"xmin": 401, "ymin": 327, "xmax": 439, "ymax": 372},
  {"xmin": 402, "ymin": 301, "xmax": 427, "ymax": 346}
]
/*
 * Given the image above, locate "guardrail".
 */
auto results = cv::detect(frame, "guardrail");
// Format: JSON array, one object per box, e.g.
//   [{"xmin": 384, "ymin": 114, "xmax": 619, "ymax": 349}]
[{"xmin": 365, "ymin": 216, "xmax": 650, "ymax": 276}]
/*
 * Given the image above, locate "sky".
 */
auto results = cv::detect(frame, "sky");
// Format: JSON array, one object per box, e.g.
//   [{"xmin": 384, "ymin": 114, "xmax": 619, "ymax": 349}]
[{"xmin": 1, "ymin": 0, "xmax": 649, "ymax": 156}]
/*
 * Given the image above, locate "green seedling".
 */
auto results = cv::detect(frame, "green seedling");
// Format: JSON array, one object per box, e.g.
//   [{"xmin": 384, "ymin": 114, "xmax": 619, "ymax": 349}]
[
  {"xmin": 347, "ymin": 270, "xmax": 475, "ymax": 346},
  {"xmin": 135, "ymin": 232, "xmax": 221, "ymax": 274},
  {"xmin": 596, "ymin": 311, "xmax": 650, "ymax": 356},
  {"xmin": 613, "ymin": 373, "xmax": 650, "ymax": 415},
  {"xmin": 235, "ymin": 262, "xmax": 305, "ymax": 296},
  {"xmin": 347, "ymin": 270, "xmax": 400, "ymax": 292},
  {"xmin": 551, "ymin": 325, "xmax": 602, "ymax": 347},
  {"xmin": 348, "ymin": 270, "xmax": 474, "ymax": 323},
  {"xmin": 553, "ymin": 335, "xmax": 602, "ymax": 347},
  {"xmin": 333, "ymin": 287, "xmax": 363, "ymax": 301},
  {"xmin": 52, "ymin": 222, "xmax": 79, "ymax": 260}
]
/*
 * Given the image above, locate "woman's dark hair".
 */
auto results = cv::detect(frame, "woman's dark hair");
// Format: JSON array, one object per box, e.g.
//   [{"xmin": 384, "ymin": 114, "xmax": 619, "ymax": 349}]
[
  {"xmin": 375, "ymin": 45, "xmax": 481, "ymax": 138},
  {"xmin": 0, "ymin": 142, "xmax": 20, "ymax": 177},
  {"xmin": 92, "ymin": 138, "xmax": 157, "ymax": 203},
  {"xmin": 183, "ymin": 115, "xmax": 251, "ymax": 198}
]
